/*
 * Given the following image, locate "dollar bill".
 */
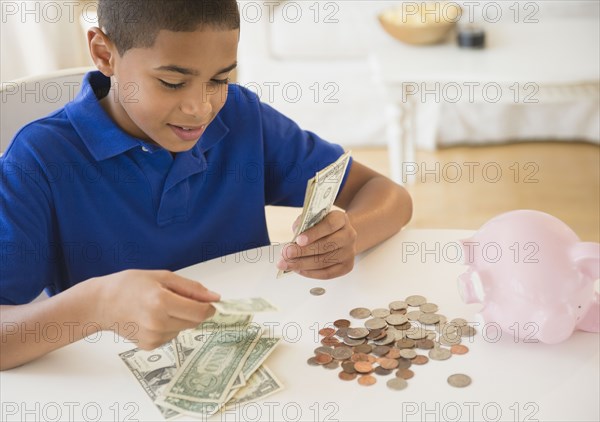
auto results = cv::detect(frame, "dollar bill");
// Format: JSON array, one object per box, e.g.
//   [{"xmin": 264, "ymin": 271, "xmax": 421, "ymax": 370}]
[
  {"xmin": 162, "ymin": 325, "xmax": 262, "ymax": 403},
  {"xmin": 212, "ymin": 298, "xmax": 278, "ymax": 315},
  {"xmin": 224, "ymin": 365, "xmax": 284, "ymax": 409},
  {"xmin": 277, "ymin": 151, "xmax": 352, "ymax": 278},
  {"xmin": 118, "ymin": 344, "xmax": 180, "ymax": 420}
]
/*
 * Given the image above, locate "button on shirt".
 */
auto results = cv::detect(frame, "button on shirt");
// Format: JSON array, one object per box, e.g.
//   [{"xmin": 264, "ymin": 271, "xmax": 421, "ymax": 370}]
[{"xmin": 0, "ymin": 71, "xmax": 351, "ymax": 305}]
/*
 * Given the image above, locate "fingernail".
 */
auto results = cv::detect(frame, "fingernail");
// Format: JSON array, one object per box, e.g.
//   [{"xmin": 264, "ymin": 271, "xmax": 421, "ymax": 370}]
[
  {"xmin": 297, "ymin": 235, "xmax": 308, "ymax": 246},
  {"xmin": 276, "ymin": 259, "xmax": 287, "ymax": 270},
  {"xmin": 208, "ymin": 290, "xmax": 221, "ymax": 300}
]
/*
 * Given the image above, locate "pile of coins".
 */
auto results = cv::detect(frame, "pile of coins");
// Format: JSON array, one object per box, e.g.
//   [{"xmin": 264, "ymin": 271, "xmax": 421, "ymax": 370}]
[{"xmin": 307, "ymin": 295, "xmax": 473, "ymax": 390}]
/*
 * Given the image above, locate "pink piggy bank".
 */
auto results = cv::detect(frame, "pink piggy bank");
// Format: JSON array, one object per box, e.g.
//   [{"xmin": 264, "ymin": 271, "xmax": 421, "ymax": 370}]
[{"xmin": 458, "ymin": 210, "xmax": 599, "ymax": 344}]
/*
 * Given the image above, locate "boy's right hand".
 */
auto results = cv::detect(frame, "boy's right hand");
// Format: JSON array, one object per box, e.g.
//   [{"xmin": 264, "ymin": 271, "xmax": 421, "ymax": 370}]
[{"xmin": 95, "ymin": 269, "xmax": 220, "ymax": 350}]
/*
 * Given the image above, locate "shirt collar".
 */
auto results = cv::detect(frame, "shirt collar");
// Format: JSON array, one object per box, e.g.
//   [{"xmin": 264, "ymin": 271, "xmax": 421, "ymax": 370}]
[{"xmin": 65, "ymin": 71, "xmax": 229, "ymax": 162}]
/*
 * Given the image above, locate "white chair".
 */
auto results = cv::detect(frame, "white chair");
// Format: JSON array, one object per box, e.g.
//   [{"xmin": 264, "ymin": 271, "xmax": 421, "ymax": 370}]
[{"xmin": 0, "ymin": 67, "xmax": 93, "ymax": 154}]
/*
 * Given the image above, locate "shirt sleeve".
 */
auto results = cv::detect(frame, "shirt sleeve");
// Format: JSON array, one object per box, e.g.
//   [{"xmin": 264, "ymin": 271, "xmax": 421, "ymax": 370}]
[
  {"xmin": 259, "ymin": 100, "xmax": 353, "ymax": 207},
  {"xmin": 0, "ymin": 130, "xmax": 59, "ymax": 305}
]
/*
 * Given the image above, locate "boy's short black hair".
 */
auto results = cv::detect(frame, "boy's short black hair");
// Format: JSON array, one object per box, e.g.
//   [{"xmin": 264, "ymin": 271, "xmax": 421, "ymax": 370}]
[{"xmin": 98, "ymin": 0, "xmax": 240, "ymax": 55}]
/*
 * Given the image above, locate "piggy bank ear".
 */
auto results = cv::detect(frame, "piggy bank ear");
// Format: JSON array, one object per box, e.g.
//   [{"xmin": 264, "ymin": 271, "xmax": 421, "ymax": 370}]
[{"xmin": 572, "ymin": 242, "xmax": 600, "ymax": 280}]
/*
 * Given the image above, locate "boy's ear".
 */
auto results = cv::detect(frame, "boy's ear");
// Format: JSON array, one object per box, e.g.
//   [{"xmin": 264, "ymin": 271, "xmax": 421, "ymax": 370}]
[{"xmin": 88, "ymin": 27, "xmax": 117, "ymax": 77}]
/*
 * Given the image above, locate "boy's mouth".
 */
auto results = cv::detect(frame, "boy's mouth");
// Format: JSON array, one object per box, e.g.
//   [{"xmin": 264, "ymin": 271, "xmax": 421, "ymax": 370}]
[{"xmin": 168, "ymin": 123, "xmax": 206, "ymax": 142}]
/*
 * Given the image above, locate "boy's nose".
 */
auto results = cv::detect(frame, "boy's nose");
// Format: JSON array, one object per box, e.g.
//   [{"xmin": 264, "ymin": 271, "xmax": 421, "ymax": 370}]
[{"xmin": 180, "ymin": 92, "xmax": 213, "ymax": 120}]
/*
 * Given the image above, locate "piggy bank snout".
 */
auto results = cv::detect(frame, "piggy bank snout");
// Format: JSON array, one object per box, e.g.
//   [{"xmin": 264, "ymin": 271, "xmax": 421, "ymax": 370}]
[{"xmin": 458, "ymin": 269, "xmax": 484, "ymax": 304}]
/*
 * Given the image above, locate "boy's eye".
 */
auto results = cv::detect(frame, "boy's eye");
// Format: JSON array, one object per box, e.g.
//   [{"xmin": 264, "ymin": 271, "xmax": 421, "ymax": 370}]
[
  {"xmin": 211, "ymin": 78, "xmax": 230, "ymax": 86},
  {"xmin": 159, "ymin": 79, "xmax": 184, "ymax": 90}
]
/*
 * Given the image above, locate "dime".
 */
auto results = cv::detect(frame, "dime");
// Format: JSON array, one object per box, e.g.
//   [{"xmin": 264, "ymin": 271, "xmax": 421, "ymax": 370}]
[
  {"xmin": 349, "ymin": 307, "xmax": 371, "ymax": 319},
  {"xmin": 307, "ymin": 357, "xmax": 319, "ymax": 366},
  {"xmin": 310, "ymin": 287, "xmax": 326, "ymax": 296},
  {"xmin": 331, "ymin": 346, "xmax": 353, "ymax": 361},
  {"xmin": 334, "ymin": 319, "xmax": 351, "ymax": 328},
  {"xmin": 358, "ymin": 375, "xmax": 377, "ymax": 386},
  {"xmin": 415, "ymin": 339, "xmax": 435, "ymax": 350},
  {"xmin": 379, "ymin": 358, "xmax": 399, "ymax": 370},
  {"xmin": 319, "ymin": 327, "xmax": 336, "ymax": 337},
  {"xmin": 389, "ymin": 300, "xmax": 408, "ymax": 311},
  {"xmin": 450, "ymin": 345, "xmax": 469, "ymax": 355},
  {"xmin": 399, "ymin": 349, "xmax": 417, "ymax": 359},
  {"xmin": 386, "ymin": 314, "xmax": 408, "ymax": 326},
  {"xmin": 420, "ymin": 303, "xmax": 439, "ymax": 313},
  {"xmin": 315, "ymin": 353, "xmax": 333, "ymax": 365},
  {"xmin": 342, "ymin": 361, "xmax": 357, "ymax": 373},
  {"xmin": 323, "ymin": 360, "xmax": 340, "ymax": 370},
  {"xmin": 371, "ymin": 308, "xmax": 391, "ymax": 318},
  {"xmin": 354, "ymin": 362, "xmax": 374, "ymax": 374},
  {"xmin": 374, "ymin": 366, "xmax": 393, "ymax": 376},
  {"xmin": 346, "ymin": 327, "xmax": 370, "ymax": 339},
  {"xmin": 386, "ymin": 377, "xmax": 408, "ymax": 391},
  {"xmin": 397, "ymin": 358, "xmax": 412, "ymax": 369},
  {"xmin": 418, "ymin": 313, "xmax": 441, "ymax": 325},
  {"xmin": 406, "ymin": 310, "xmax": 422, "ymax": 321},
  {"xmin": 406, "ymin": 295, "xmax": 427, "ymax": 307},
  {"xmin": 447, "ymin": 373, "xmax": 472, "ymax": 388},
  {"xmin": 314, "ymin": 346, "xmax": 333, "ymax": 356},
  {"xmin": 372, "ymin": 345, "xmax": 392, "ymax": 356},
  {"xmin": 412, "ymin": 355, "xmax": 429, "ymax": 365},
  {"xmin": 353, "ymin": 344, "xmax": 373, "ymax": 354},
  {"xmin": 428, "ymin": 347, "xmax": 452, "ymax": 361},
  {"xmin": 396, "ymin": 368, "xmax": 414, "ymax": 380},
  {"xmin": 364, "ymin": 318, "xmax": 387, "ymax": 330},
  {"xmin": 396, "ymin": 338, "xmax": 415, "ymax": 349},
  {"xmin": 385, "ymin": 348, "xmax": 401, "ymax": 359},
  {"xmin": 339, "ymin": 371, "xmax": 357, "ymax": 381}
]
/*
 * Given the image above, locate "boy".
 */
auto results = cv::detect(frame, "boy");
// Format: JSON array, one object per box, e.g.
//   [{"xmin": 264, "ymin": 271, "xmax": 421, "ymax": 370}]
[{"xmin": 0, "ymin": 0, "xmax": 412, "ymax": 370}]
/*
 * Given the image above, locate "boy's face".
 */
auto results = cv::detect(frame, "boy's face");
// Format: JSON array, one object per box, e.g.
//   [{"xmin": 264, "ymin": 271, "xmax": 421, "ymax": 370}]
[{"xmin": 100, "ymin": 28, "xmax": 239, "ymax": 153}]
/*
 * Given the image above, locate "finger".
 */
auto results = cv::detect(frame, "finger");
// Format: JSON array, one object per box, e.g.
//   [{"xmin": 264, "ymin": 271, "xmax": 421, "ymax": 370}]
[
  {"xmin": 282, "ymin": 229, "xmax": 349, "ymax": 260},
  {"xmin": 295, "ymin": 211, "xmax": 346, "ymax": 247},
  {"xmin": 160, "ymin": 272, "xmax": 221, "ymax": 302},
  {"xmin": 162, "ymin": 291, "xmax": 216, "ymax": 323},
  {"xmin": 287, "ymin": 251, "xmax": 348, "ymax": 271},
  {"xmin": 297, "ymin": 263, "xmax": 352, "ymax": 280},
  {"xmin": 292, "ymin": 214, "xmax": 302, "ymax": 233}
]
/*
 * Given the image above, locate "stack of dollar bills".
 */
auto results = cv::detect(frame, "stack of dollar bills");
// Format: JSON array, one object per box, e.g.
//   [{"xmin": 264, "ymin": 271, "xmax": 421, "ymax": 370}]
[{"xmin": 119, "ymin": 298, "xmax": 282, "ymax": 420}]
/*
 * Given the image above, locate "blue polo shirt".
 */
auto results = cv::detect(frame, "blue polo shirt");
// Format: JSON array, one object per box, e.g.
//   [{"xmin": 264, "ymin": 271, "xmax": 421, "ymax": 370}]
[{"xmin": 0, "ymin": 71, "xmax": 350, "ymax": 305}]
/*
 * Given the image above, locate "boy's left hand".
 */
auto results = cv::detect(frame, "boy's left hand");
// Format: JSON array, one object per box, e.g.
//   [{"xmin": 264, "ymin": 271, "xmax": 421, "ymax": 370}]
[{"xmin": 277, "ymin": 210, "xmax": 358, "ymax": 279}]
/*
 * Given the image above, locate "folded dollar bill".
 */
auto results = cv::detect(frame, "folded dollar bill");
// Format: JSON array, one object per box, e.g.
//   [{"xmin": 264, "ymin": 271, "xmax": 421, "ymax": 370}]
[{"xmin": 212, "ymin": 297, "xmax": 279, "ymax": 315}]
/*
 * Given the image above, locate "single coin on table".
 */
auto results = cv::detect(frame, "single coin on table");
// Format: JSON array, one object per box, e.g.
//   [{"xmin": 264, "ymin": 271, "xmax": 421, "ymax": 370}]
[
  {"xmin": 451, "ymin": 344, "xmax": 469, "ymax": 355},
  {"xmin": 396, "ymin": 368, "xmax": 414, "ymax": 380},
  {"xmin": 412, "ymin": 355, "xmax": 429, "ymax": 365},
  {"xmin": 386, "ymin": 377, "xmax": 408, "ymax": 391},
  {"xmin": 310, "ymin": 287, "xmax": 326, "ymax": 296},
  {"xmin": 447, "ymin": 373, "xmax": 472, "ymax": 388},
  {"xmin": 429, "ymin": 347, "xmax": 452, "ymax": 361},
  {"xmin": 339, "ymin": 371, "xmax": 357, "ymax": 381},
  {"xmin": 358, "ymin": 375, "xmax": 377, "ymax": 386},
  {"xmin": 334, "ymin": 319, "xmax": 351, "ymax": 328}
]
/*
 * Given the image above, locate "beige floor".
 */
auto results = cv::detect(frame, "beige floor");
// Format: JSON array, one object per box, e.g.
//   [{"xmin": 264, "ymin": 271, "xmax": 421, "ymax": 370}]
[{"xmin": 266, "ymin": 142, "xmax": 600, "ymax": 243}]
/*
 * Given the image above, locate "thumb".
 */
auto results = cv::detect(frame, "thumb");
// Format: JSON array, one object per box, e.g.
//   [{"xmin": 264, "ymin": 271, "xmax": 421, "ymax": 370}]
[{"xmin": 160, "ymin": 272, "xmax": 221, "ymax": 302}]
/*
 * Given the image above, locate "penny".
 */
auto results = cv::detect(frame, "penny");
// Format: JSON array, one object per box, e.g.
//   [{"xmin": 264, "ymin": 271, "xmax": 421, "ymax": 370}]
[
  {"xmin": 315, "ymin": 353, "xmax": 333, "ymax": 365},
  {"xmin": 335, "ymin": 327, "xmax": 349, "ymax": 338},
  {"xmin": 371, "ymin": 308, "xmax": 391, "ymax": 318},
  {"xmin": 354, "ymin": 361, "xmax": 374, "ymax": 374},
  {"xmin": 321, "ymin": 336, "xmax": 340, "ymax": 346},
  {"xmin": 379, "ymin": 358, "xmax": 399, "ymax": 370},
  {"xmin": 339, "ymin": 371, "xmax": 357, "ymax": 381},
  {"xmin": 351, "ymin": 352, "xmax": 371, "ymax": 362},
  {"xmin": 366, "ymin": 328, "xmax": 383, "ymax": 340},
  {"xmin": 342, "ymin": 337, "xmax": 366, "ymax": 346},
  {"xmin": 364, "ymin": 318, "xmax": 387, "ymax": 330},
  {"xmin": 406, "ymin": 310, "xmax": 422, "ymax": 321},
  {"xmin": 310, "ymin": 287, "xmax": 326, "ymax": 296},
  {"xmin": 331, "ymin": 346, "xmax": 353, "ymax": 361},
  {"xmin": 353, "ymin": 344, "xmax": 373, "ymax": 354},
  {"xmin": 450, "ymin": 344, "xmax": 469, "ymax": 355},
  {"xmin": 396, "ymin": 338, "xmax": 415, "ymax": 349},
  {"xmin": 420, "ymin": 303, "xmax": 439, "ymax": 313},
  {"xmin": 358, "ymin": 375, "xmax": 377, "ymax": 386},
  {"xmin": 416, "ymin": 339, "xmax": 435, "ymax": 350},
  {"xmin": 399, "ymin": 349, "xmax": 417, "ymax": 359},
  {"xmin": 346, "ymin": 327, "xmax": 370, "ymax": 339},
  {"xmin": 372, "ymin": 345, "xmax": 391, "ymax": 356},
  {"xmin": 447, "ymin": 373, "xmax": 472, "ymax": 388},
  {"xmin": 314, "ymin": 346, "xmax": 333, "ymax": 356},
  {"xmin": 386, "ymin": 314, "xmax": 408, "ymax": 326},
  {"xmin": 374, "ymin": 366, "xmax": 393, "ymax": 376},
  {"xmin": 307, "ymin": 357, "xmax": 319, "ymax": 366},
  {"xmin": 334, "ymin": 319, "xmax": 351, "ymax": 328},
  {"xmin": 319, "ymin": 327, "xmax": 336, "ymax": 337},
  {"xmin": 349, "ymin": 307, "xmax": 371, "ymax": 319},
  {"xmin": 412, "ymin": 355, "xmax": 429, "ymax": 365},
  {"xmin": 385, "ymin": 348, "xmax": 401, "ymax": 359},
  {"xmin": 342, "ymin": 361, "xmax": 357, "ymax": 373},
  {"xmin": 419, "ymin": 313, "xmax": 441, "ymax": 325},
  {"xmin": 397, "ymin": 358, "xmax": 412, "ymax": 369},
  {"xmin": 396, "ymin": 368, "xmax": 414, "ymax": 380},
  {"xmin": 366, "ymin": 354, "xmax": 377, "ymax": 364},
  {"xmin": 406, "ymin": 295, "xmax": 427, "ymax": 306},
  {"xmin": 389, "ymin": 300, "xmax": 408, "ymax": 311},
  {"xmin": 429, "ymin": 347, "xmax": 452, "ymax": 361},
  {"xmin": 371, "ymin": 329, "xmax": 388, "ymax": 341},
  {"xmin": 323, "ymin": 360, "xmax": 340, "ymax": 370},
  {"xmin": 386, "ymin": 377, "xmax": 408, "ymax": 391}
]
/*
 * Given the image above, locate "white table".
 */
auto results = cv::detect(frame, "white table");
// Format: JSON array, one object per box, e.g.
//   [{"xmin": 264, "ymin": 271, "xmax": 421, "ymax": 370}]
[
  {"xmin": 2, "ymin": 229, "xmax": 598, "ymax": 421},
  {"xmin": 371, "ymin": 19, "xmax": 600, "ymax": 184}
]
